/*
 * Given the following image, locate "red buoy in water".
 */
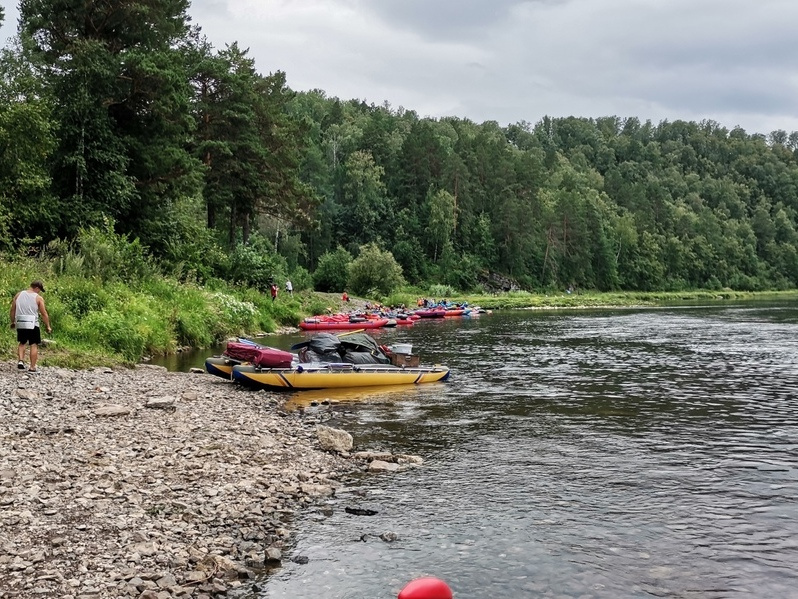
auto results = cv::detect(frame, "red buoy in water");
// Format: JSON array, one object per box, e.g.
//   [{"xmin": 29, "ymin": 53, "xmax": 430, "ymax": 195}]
[{"xmin": 398, "ymin": 577, "xmax": 453, "ymax": 599}]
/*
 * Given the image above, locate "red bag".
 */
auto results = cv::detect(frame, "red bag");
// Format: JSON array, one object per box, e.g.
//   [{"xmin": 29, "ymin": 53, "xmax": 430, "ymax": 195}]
[
  {"xmin": 224, "ymin": 341, "xmax": 262, "ymax": 362},
  {"xmin": 252, "ymin": 347, "xmax": 293, "ymax": 368}
]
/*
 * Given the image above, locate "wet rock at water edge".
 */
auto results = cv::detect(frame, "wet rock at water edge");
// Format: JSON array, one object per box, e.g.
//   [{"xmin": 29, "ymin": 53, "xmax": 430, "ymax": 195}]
[
  {"xmin": 316, "ymin": 424, "xmax": 353, "ymax": 452},
  {"xmin": 345, "ymin": 507, "xmax": 378, "ymax": 516}
]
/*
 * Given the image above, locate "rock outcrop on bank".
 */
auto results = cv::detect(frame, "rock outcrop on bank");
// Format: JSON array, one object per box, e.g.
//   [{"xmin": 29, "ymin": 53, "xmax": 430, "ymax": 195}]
[{"xmin": 0, "ymin": 362, "xmax": 363, "ymax": 599}]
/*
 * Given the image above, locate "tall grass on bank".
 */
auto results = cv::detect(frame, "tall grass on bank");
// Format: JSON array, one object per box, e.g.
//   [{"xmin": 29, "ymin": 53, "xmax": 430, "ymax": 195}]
[{"xmin": 1, "ymin": 256, "xmax": 307, "ymax": 368}]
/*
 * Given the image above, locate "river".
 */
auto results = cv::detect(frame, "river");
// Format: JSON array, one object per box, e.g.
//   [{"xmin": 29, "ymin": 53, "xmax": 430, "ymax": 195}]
[{"xmin": 155, "ymin": 304, "xmax": 798, "ymax": 598}]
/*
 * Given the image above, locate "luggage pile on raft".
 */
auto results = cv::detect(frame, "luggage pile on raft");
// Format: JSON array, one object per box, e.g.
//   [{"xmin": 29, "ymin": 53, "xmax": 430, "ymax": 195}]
[{"xmin": 205, "ymin": 333, "xmax": 449, "ymax": 391}]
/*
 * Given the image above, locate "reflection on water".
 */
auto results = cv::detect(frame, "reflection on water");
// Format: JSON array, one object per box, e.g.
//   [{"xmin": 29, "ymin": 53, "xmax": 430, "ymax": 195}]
[
  {"xmin": 283, "ymin": 384, "xmax": 438, "ymax": 411},
  {"xmin": 251, "ymin": 305, "xmax": 798, "ymax": 599}
]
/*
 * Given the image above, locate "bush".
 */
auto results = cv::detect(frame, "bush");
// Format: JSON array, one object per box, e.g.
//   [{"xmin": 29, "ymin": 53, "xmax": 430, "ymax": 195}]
[
  {"xmin": 313, "ymin": 246, "xmax": 352, "ymax": 292},
  {"xmin": 428, "ymin": 283, "xmax": 456, "ymax": 298},
  {"xmin": 209, "ymin": 292, "xmax": 258, "ymax": 333},
  {"xmin": 305, "ymin": 295, "xmax": 333, "ymax": 317},
  {"xmin": 348, "ymin": 243, "xmax": 405, "ymax": 296},
  {"xmin": 442, "ymin": 252, "xmax": 482, "ymax": 292},
  {"xmin": 225, "ymin": 245, "xmax": 286, "ymax": 292},
  {"xmin": 58, "ymin": 219, "xmax": 157, "ymax": 283}
]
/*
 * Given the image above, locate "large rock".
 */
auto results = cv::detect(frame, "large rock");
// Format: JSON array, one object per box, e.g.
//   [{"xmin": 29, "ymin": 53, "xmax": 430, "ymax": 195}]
[
  {"xmin": 316, "ymin": 425, "xmax": 353, "ymax": 453},
  {"xmin": 478, "ymin": 269, "xmax": 521, "ymax": 292}
]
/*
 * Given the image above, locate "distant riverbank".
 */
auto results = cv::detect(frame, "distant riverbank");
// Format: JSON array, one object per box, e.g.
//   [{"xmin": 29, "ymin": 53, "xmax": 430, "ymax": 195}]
[{"xmin": 4, "ymin": 255, "xmax": 797, "ymax": 372}]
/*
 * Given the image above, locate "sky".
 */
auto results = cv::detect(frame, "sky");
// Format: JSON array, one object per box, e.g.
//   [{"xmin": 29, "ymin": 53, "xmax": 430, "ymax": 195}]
[{"xmin": 2, "ymin": 0, "xmax": 797, "ymax": 136}]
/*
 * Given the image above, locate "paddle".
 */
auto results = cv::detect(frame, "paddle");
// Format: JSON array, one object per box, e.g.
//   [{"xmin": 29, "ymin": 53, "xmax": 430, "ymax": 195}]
[
  {"xmin": 290, "ymin": 328, "xmax": 366, "ymax": 350},
  {"xmin": 337, "ymin": 328, "xmax": 365, "ymax": 337}
]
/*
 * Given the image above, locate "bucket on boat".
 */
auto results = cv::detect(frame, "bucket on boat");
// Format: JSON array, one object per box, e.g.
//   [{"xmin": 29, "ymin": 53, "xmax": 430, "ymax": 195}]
[{"xmin": 393, "ymin": 343, "xmax": 412, "ymax": 354}]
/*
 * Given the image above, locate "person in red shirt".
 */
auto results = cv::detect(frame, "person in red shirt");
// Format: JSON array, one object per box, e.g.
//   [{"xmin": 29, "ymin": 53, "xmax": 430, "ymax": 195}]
[
  {"xmin": 270, "ymin": 284, "xmax": 278, "ymax": 302},
  {"xmin": 342, "ymin": 291, "xmax": 349, "ymax": 302}
]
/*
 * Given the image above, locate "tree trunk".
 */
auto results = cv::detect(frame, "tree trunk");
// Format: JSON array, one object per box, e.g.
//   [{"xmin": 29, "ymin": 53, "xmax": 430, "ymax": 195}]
[
  {"xmin": 229, "ymin": 205, "xmax": 237, "ymax": 248},
  {"xmin": 242, "ymin": 212, "xmax": 250, "ymax": 245}
]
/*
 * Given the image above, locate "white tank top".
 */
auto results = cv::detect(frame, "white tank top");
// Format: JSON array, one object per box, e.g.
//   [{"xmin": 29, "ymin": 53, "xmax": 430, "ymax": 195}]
[{"xmin": 15, "ymin": 291, "xmax": 39, "ymax": 329}]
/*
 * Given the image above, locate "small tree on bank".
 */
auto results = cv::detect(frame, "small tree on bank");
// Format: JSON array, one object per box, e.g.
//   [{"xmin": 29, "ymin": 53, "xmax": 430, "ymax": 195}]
[
  {"xmin": 348, "ymin": 243, "xmax": 404, "ymax": 297},
  {"xmin": 313, "ymin": 246, "xmax": 352, "ymax": 292}
]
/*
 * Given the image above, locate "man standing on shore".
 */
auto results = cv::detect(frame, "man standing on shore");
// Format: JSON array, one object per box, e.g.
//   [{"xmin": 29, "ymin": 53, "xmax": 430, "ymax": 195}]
[{"xmin": 9, "ymin": 280, "xmax": 52, "ymax": 372}]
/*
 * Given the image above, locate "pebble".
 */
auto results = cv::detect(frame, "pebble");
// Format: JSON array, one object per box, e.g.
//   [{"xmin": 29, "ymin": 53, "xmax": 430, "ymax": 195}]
[{"xmin": 0, "ymin": 361, "xmax": 357, "ymax": 598}]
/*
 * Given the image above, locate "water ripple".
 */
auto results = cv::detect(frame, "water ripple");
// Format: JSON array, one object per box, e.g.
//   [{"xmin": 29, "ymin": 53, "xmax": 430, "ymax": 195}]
[{"xmin": 260, "ymin": 305, "xmax": 798, "ymax": 599}]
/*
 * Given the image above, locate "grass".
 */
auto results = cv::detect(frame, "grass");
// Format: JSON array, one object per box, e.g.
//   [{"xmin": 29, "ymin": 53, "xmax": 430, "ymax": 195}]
[{"xmin": 1, "ymin": 257, "xmax": 317, "ymax": 368}]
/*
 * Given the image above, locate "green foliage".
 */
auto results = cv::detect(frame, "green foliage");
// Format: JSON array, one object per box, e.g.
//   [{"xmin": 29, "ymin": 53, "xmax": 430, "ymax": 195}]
[
  {"xmin": 18, "ymin": 0, "xmax": 203, "ymax": 248},
  {"xmin": 440, "ymin": 248, "xmax": 482, "ymax": 292},
  {"xmin": 304, "ymin": 295, "xmax": 333, "ymax": 318},
  {"xmin": 57, "ymin": 280, "xmax": 109, "ymax": 317},
  {"xmin": 4, "ymin": 0, "xmax": 798, "ymax": 296},
  {"xmin": 392, "ymin": 235, "xmax": 427, "ymax": 284},
  {"xmin": 224, "ymin": 244, "xmax": 285, "ymax": 292},
  {"xmin": 70, "ymin": 289, "xmax": 172, "ymax": 362},
  {"xmin": 289, "ymin": 266, "xmax": 313, "ymax": 291},
  {"xmin": 426, "ymin": 188, "xmax": 457, "ymax": 262},
  {"xmin": 313, "ymin": 246, "xmax": 352, "ymax": 292},
  {"xmin": 51, "ymin": 220, "xmax": 157, "ymax": 283},
  {"xmin": 347, "ymin": 242, "xmax": 405, "ymax": 296},
  {"xmin": 0, "ymin": 86, "xmax": 57, "ymax": 246},
  {"xmin": 428, "ymin": 283, "xmax": 456, "ymax": 298},
  {"xmin": 339, "ymin": 150, "xmax": 392, "ymax": 244}
]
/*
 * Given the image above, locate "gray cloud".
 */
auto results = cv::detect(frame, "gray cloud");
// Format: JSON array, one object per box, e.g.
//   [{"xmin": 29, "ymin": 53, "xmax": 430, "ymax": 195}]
[
  {"xmin": 359, "ymin": 0, "xmax": 534, "ymax": 40},
  {"xmin": 2, "ymin": 0, "xmax": 796, "ymax": 135}
]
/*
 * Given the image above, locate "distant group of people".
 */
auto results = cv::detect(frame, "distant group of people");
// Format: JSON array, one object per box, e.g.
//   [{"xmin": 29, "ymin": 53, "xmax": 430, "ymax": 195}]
[
  {"xmin": 417, "ymin": 298, "xmax": 467, "ymax": 309},
  {"xmin": 268, "ymin": 279, "xmax": 294, "ymax": 302}
]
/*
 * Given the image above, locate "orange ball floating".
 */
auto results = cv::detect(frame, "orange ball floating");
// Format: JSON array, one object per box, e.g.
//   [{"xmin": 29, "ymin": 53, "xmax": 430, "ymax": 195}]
[{"xmin": 398, "ymin": 577, "xmax": 453, "ymax": 599}]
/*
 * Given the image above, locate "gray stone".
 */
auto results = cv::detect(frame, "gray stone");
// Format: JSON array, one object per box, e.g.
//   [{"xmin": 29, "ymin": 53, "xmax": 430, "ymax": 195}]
[
  {"xmin": 368, "ymin": 460, "xmax": 401, "ymax": 472},
  {"xmin": 316, "ymin": 425, "xmax": 353, "ymax": 452},
  {"xmin": 94, "ymin": 405, "xmax": 132, "ymax": 417},
  {"xmin": 144, "ymin": 397, "xmax": 176, "ymax": 409}
]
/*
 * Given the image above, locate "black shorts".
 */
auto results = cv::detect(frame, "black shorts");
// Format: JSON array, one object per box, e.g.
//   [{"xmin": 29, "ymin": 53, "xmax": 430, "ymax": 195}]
[{"xmin": 17, "ymin": 327, "xmax": 42, "ymax": 345}]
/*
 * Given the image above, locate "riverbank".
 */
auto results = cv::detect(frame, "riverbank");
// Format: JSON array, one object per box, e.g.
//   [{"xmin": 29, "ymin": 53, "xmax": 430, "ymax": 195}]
[{"xmin": 0, "ymin": 361, "xmax": 368, "ymax": 599}]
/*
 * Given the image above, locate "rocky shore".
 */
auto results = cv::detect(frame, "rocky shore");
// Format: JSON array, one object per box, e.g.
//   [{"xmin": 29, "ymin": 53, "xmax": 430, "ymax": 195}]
[{"xmin": 0, "ymin": 361, "xmax": 414, "ymax": 599}]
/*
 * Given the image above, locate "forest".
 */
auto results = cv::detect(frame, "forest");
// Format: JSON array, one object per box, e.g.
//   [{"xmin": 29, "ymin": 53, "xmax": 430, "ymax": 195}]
[{"xmin": 3, "ymin": 0, "xmax": 798, "ymax": 296}]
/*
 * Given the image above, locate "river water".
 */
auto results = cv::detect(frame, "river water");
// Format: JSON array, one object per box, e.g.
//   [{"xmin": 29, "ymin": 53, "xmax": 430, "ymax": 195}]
[{"xmin": 156, "ymin": 304, "xmax": 798, "ymax": 598}]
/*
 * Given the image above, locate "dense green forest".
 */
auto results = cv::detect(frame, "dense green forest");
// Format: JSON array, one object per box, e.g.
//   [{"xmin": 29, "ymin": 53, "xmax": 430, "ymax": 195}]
[{"xmin": 2, "ymin": 1, "xmax": 798, "ymax": 296}]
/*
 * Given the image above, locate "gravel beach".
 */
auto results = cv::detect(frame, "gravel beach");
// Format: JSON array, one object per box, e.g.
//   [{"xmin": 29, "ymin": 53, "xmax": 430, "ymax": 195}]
[{"xmin": 0, "ymin": 361, "xmax": 362, "ymax": 599}]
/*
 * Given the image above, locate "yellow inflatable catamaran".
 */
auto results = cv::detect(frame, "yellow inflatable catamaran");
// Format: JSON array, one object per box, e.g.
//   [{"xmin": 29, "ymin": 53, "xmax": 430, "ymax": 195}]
[{"xmin": 231, "ymin": 362, "xmax": 450, "ymax": 390}]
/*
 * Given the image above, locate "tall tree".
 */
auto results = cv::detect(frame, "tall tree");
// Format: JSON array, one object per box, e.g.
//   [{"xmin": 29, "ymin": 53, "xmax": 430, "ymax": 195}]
[
  {"xmin": 189, "ymin": 43, "xmax": 317, "ymax": 246},
  {"xmin": 339, "ymin": 150, "xmax": 390, "ymax": 249},
  {"xmin": 19, "ymin": 0, "xmax": 202, "ymax": 251}
]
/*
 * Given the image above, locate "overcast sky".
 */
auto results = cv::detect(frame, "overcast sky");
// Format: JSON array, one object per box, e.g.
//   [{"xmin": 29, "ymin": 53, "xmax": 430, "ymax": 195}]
[{"xmin": 3, "ymin": 0, "xmax": 797, "ymax": 136}]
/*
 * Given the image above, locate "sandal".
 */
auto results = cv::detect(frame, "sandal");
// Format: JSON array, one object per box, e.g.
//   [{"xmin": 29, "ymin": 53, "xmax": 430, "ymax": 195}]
[{"xmin": 17, "ymin": 361, "xmax": 24, "ymax": 370}]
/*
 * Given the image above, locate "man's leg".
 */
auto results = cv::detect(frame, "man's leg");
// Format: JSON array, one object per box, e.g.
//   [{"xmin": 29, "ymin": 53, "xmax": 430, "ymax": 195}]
[
  {"xmin": 17, "ymin": 343, "xmax": 26, "ymax": 366},
  {"xmin": 29, "ymin": 344, "xmax": 38, "ymax": 370}
]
